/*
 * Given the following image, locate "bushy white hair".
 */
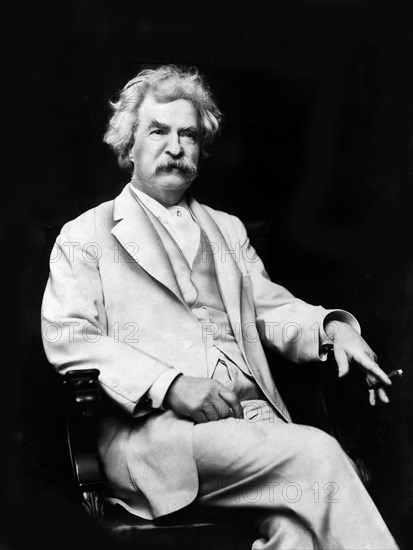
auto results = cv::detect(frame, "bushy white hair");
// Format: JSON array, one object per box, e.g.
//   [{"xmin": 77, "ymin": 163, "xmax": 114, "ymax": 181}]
[{"xmin": 103, "ymin": 65, "xmax": 222, "ymax": 169}]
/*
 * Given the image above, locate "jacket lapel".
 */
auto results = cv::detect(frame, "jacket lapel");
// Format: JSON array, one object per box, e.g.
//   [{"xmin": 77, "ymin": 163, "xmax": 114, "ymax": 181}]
[
  {"xmin": 111, "ymin": 185, "xmax": 182, "ymax": 299},
  {"xmin": 188, "ymin": 197, "xmax": 244, "ymax": 352},
  {"xmin": 111, "ymin": 186, "xmax": 244, "ymax": 347}
]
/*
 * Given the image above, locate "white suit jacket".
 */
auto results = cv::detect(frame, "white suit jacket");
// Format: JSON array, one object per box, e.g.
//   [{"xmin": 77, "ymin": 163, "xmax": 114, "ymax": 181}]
[{"xmin": 41, "ymin": 184, "xmax": 359, "ymax": 518}]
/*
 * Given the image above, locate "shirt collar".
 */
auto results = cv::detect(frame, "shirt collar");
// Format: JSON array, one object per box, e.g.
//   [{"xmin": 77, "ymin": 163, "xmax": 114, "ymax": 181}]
[{"xmin": 129, "ymin": 183, "xmax": 190, "ymax": 223}]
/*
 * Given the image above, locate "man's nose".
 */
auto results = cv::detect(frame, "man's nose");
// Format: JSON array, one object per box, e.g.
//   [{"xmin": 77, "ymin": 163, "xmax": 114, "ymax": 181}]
[{"xmin": 165, "ymin": 133, "xmax": 183, "ymax": 157}]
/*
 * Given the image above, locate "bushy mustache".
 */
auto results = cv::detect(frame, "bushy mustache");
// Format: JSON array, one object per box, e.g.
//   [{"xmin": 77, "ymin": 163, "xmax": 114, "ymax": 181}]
[{"xmin": 155, "ymin": 158, "xmax": 198, "ymax": 180}]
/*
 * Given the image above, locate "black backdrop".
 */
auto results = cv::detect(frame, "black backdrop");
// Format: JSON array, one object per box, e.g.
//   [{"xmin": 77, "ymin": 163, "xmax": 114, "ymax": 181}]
[{"xmin": 3, "ymin": 1, "xmax": 413, "ymax": 549}]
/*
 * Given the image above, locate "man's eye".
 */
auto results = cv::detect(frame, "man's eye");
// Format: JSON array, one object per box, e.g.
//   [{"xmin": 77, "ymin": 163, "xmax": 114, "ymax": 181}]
[
  {"xmin": 150, "ymin": 129, "xmax": 164, "ymax": 135},
  {"xmin": 182, "ymin": 132, "xmax": 197, "ymax": 140}
]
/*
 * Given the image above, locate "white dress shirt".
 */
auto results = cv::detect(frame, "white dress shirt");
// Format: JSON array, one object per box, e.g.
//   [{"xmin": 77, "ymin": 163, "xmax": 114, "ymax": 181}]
[{"xmin": 130, "ymin": 183, "xmax": 200, "ymax": 267}]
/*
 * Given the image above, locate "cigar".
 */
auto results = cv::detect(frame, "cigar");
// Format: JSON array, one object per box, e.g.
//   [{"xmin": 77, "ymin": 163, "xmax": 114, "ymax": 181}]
[{"xmin": 368, "ymin": 369, "xmax": 404, "ymax": 390}]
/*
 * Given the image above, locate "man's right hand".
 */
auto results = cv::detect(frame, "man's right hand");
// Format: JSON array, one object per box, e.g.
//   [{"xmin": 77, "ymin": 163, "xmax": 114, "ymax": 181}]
[{"xmin": 163, "ymin": 375, "xmax": 244, "ymax": 423}]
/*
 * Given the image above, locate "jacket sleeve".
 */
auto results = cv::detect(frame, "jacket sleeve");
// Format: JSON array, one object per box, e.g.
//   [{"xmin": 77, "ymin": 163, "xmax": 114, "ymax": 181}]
[
  {"xmin": 231, "ymin": 215, "xmax": 360, "ymax": 363},
  {"xmin": 41, "ymin": 213, "xmax": 173, "ymax": 417}
]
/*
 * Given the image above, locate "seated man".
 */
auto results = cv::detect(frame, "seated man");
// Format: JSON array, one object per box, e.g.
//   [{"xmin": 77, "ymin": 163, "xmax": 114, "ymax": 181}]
[{"xmin": 41, "ymin": 65, "xmax": 398, "ymax": 549}]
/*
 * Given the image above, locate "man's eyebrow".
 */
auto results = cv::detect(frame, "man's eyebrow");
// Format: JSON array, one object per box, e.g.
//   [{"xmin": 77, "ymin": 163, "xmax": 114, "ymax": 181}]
[{"xmin": 147, "ymin": 119, "xmax": 170, "ymax": 130}]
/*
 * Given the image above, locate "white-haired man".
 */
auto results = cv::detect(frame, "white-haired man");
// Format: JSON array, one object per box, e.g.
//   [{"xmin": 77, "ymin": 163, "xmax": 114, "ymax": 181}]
[{"xmin": 41, "ymin": 65, "xmax": 398, "ymax": 549}]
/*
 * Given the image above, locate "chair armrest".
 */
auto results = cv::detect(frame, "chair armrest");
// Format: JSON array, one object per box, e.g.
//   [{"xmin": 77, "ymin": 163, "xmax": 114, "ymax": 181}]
[
  {"xmin": 64, "ymin": 368, "xmax": 102, "ymax": 422},
  {"xmin": 63, "ymin": 368, "xmax": 105, "ymax": 520}
]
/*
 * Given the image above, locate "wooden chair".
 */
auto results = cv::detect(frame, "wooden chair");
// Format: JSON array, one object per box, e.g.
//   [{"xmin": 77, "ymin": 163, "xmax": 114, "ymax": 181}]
[{"xmin": 63, "ymin": 368, "xmax": 258, "ymax": 550}]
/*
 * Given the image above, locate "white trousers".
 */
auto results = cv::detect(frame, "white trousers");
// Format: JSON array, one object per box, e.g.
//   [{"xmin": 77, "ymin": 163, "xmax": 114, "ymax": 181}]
[{"xmin": 193, "ymin": 400, "xmax": 399, "ymax": 550}]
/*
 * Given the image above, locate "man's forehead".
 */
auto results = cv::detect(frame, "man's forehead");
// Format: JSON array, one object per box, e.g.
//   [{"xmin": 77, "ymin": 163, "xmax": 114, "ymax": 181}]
[{"xmin": 138, "ymin": 94, "xmax": 199, "ymax": 127}]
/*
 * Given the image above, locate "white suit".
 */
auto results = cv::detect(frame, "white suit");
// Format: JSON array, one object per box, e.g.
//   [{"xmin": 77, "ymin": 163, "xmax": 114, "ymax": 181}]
[{"xmin": 41, "ymin": 184, "xmax": 398, "ymax": 548}]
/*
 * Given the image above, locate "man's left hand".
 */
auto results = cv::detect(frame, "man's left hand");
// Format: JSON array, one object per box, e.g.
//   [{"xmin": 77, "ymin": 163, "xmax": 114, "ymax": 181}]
[{"xmin": 325, "ymin": 320, "xmax": 392, "ymax": 406}]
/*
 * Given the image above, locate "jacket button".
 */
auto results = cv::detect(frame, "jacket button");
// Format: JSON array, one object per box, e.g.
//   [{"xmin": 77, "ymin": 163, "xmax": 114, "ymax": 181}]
[{"xmin": 183, "ymin": 339, "xmax": 192, "ymax": 349}]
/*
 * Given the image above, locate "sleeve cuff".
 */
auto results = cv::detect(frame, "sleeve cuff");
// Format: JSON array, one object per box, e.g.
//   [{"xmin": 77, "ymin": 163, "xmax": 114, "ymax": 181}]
[
  {"xmin": 319, "ymin": 309, "xmax": 361, "ymax": 361},
  {"xmin": 146, "ymin": 369, "xmax": 183, "ymax": 409}
]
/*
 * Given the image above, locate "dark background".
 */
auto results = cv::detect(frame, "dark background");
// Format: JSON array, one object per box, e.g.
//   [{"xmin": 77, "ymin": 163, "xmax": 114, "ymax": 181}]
[{"xmin": 3, "ymin": 0, "xmax": 412, "ymax": 548}]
